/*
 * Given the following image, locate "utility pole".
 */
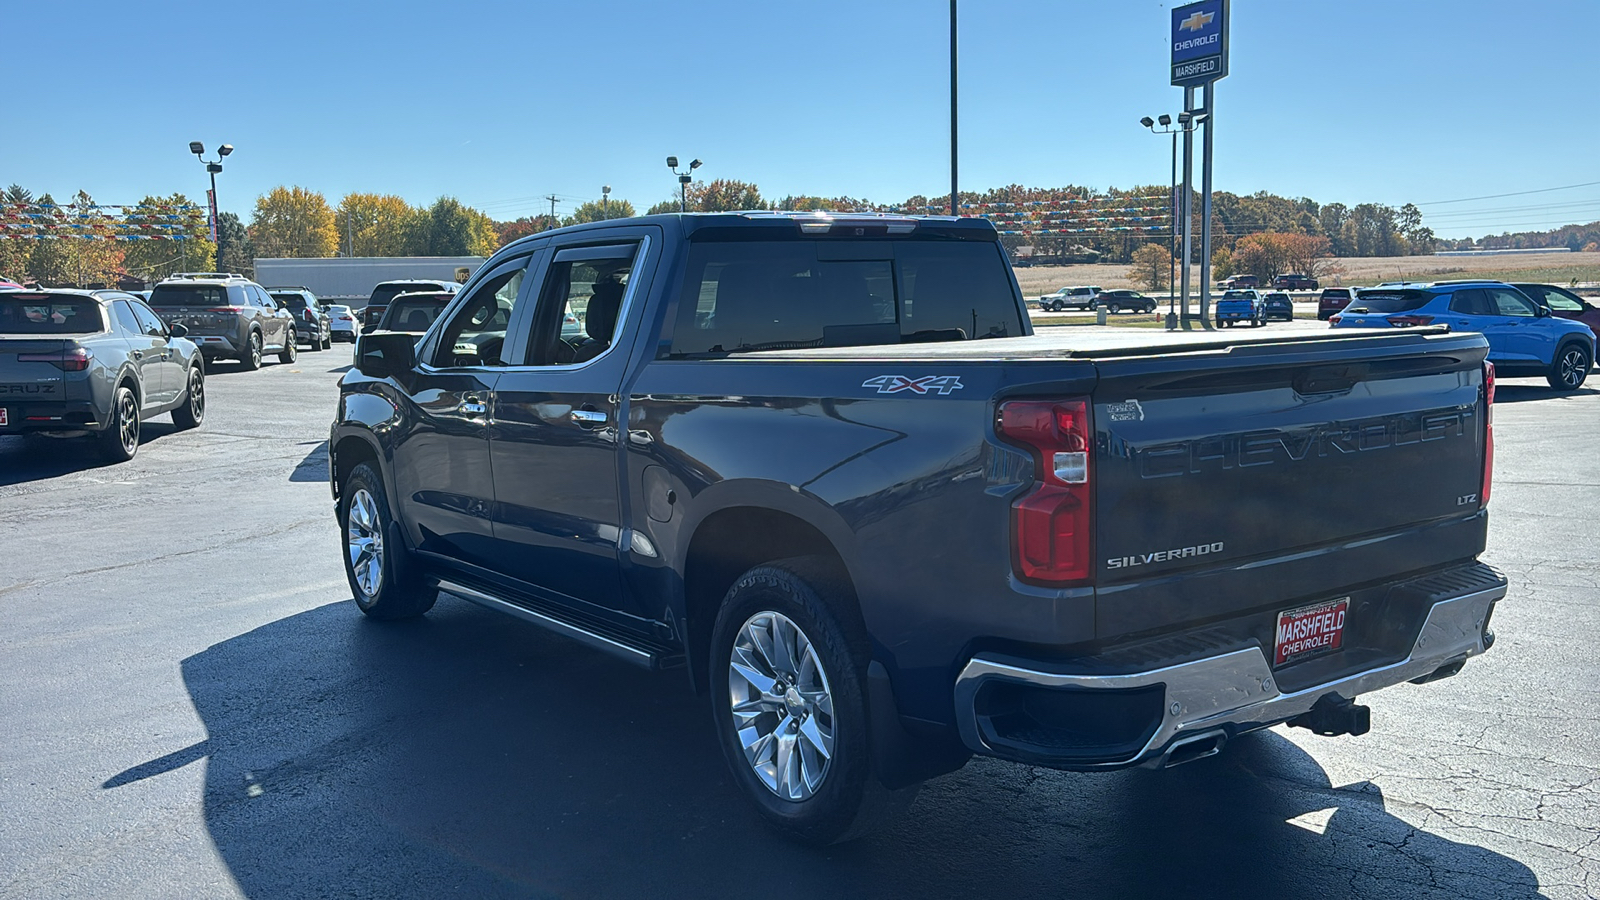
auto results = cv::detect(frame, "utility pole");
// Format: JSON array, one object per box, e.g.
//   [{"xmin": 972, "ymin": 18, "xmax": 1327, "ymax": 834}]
[{"xmin": 546, "ymin": 195, "xmax": 559, "ymax": 224}]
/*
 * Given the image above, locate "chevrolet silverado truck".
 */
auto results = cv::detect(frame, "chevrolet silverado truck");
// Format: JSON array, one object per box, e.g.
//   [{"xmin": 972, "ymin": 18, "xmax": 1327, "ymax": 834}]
[{"xmin": 330, "ymin": 212, "xmax": 1505, "ymax": 845}]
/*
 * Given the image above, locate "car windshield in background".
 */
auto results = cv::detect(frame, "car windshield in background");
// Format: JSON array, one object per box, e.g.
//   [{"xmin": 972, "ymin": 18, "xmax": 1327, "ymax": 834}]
[
  {"xmin": 273, "ymin": 294, "xmax": 309, "ymax": 310},
  {"xmin": 1351, "ymin": 290, "xmax": 1432, "ymax": 313},
  {"xmin": 369, "ymin": 284, "xmax": 443, "ymax": 308},
  {"xmin": 1222, "ymin": 291, "xmax": 1253, "ymax": 299},
  {"xmin": 668, "ymin": 240, "xmax": 1022, "ymax": 355},
  {"xmin": 0, "ymin": 295, "xmax": 102, "ymax": 334},
  {"xmin": 149, "ymin": 285, "xmax": 229, "ymax": 307},
  {"xmin": 385, "ymin": 296, "xmax": 451, "ymax": 331}
]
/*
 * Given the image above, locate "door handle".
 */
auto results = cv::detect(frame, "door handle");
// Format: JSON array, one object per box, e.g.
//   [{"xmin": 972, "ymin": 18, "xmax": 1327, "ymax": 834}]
[
  {"xmin": 130, "ymin": 349, "xmax": 143, "ymax": 359},
  {"xmin": 570, "ymin": 409, "xmax": 608, "ymax": 425},
  {"xmin": 461, "ymin": 402, "xmax": 487, "ymax": 415}
]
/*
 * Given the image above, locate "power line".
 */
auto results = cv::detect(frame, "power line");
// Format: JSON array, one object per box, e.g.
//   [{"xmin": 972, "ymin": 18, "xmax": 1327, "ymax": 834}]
[{"xmin": 1412, "ymin": 180, "xmax": 1600, "ymax": 207}]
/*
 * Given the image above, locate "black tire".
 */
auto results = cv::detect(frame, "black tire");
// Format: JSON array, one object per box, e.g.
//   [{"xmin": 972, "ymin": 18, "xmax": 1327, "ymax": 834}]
[
  {"xmin": 240, "ymin": 331, "xmax": 262, "ymax": 370},
  {"xmin": 710, "ymin": 557, "xmax": 917, "ymax": 846},
  {"xmin": 279, "ymin": 330, "xmax": 298, "ymax": 364},
  {"xmin": 97, "ymin": 384, "xmax": 140, "ymax": 462},
  {"xmin": 1548, "ymin": 341, "xmax": 1591, "ymax": 391},
  {"xmin": 321, "ymin": 334, "xmax": 332, "ymax": 350},
  {"xmin": 1106, "ymin": 302, "xmax": 1120, "ymax": 314},
  {"xmin": 339, "ymin": 462, "xmax": 437, "ymax": 620},
  {"xmin": 1051, "ymin": 300, "xmax": 1064, "ymax": 312},
  {"xmin": 305, "ymin": 329, "xmax": 322, "ymax": 352},
  {"xmin": 171, "ymin": 365, "xmax": 205, "ymax": 429}
]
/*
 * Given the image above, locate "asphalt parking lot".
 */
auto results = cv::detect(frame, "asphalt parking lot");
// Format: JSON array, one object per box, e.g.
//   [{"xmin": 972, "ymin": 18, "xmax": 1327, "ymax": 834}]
[{"xmin": 2, "ymin": 345, "xmax": 1596, "ymax": 899}]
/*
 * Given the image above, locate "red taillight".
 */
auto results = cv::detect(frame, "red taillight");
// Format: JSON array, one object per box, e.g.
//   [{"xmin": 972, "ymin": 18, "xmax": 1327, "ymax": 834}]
[
  {"xmin": 997, "ymin": 398, "xmax": 1093, "ymax": 585},
  {"xmin": 1328, "ymin": 314, "xmax": 1342, "ymax": 325},
  {"xmin": 1386, "ymin": 315, "xmax": 1434, "ymax": 327},
  {"xmin": 18, "ymin": 348, "xmax": 93, "ymax": 371},
  {"xmin": 205, "ymin": 306, "xmax": 246, "ymax": 313},
  {"xmin": 1481, "ymin": 361, "xmax": 1494, "ymax": 509},
  {"xmin": 304, "ymin": 310, "xmax": 316, "ymax": 323}
]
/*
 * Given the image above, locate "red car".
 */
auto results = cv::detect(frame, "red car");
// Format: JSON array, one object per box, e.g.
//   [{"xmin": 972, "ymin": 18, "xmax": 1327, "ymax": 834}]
[
  {"xmin": 1317, "ymin": 287, "xmax": 1361, "ymax": 321},
  {"xmin": 1513, "ymin": 283, "xmax": 1600, "ymax": 341}
]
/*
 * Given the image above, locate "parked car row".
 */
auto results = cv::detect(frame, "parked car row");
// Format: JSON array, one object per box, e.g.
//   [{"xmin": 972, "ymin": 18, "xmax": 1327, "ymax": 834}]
[
  {"xmin": 0, "ymin": 286, "xmax": 206, "ymax": 461},
  {"xmin": 1329, "ymin": 280, "xmax": 1595, "ymax": 391},
  {"xmin": 1031, "ymin": 286, "xmax": 1158, "ymax": 313}
]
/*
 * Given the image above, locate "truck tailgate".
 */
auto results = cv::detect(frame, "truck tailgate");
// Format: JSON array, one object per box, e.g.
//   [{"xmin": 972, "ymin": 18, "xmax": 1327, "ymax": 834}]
[{"xmin": 1089, "ymin": 331, "xmax": 1489, "ymax": 639}]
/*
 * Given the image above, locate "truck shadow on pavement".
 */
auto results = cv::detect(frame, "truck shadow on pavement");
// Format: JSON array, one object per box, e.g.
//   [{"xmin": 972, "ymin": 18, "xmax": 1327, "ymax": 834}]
[
  {"xmin": 1492, "ymin": 381, "xmax": 1599, "ymax": 404},
  {"xmin": 146, "ymin": 597, "xmax": 1546, "ymax": 900}
]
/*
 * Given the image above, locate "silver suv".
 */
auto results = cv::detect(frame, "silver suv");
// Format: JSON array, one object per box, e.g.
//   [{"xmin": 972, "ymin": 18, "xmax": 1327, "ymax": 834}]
[{"xmin": 148, "ymin": 273, "xmax": 297, "ymax": 370}]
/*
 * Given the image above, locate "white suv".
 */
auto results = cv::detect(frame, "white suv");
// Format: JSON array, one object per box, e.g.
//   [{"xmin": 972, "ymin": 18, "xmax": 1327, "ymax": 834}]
[{"xmin": 1036, "ymin": 285, "xmax": 1102, "ymax": 311}]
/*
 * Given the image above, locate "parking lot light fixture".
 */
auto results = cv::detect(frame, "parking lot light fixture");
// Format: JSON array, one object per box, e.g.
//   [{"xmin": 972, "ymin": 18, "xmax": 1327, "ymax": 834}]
[
  {"xmin": 189, "ymin": 141, "xmax": 204, "ymax": 156},
  {"xmin": 1158, "ymin": 114, "xmax": 1172, "ymax": 127},
  {"xmin": 1140, "ymin": 116, "xmax": 1155, "ymax": 128},
  {"xmin": 668, "ymin": 157, "xmax": 703, "ymax": 213},
  {"xmin": 188, "ymin": 141, "xmax": 233, "ymax": 249}
]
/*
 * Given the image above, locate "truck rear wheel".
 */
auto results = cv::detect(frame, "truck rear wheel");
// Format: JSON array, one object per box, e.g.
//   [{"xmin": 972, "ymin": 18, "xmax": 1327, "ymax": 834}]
[{"xmin": 709, "ymin": 557, "xmax": 916, "ymax": 845}]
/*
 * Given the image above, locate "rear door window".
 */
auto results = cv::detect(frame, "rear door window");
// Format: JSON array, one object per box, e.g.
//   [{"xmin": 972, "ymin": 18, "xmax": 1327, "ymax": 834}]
[
  {"xmin": 1355, "ymin": 290, "xmax": 1434, "ymax": 314},
  {"xmin": 0, "ymin": 295, "xmax": 103, "ymax": 334},
  {"xmin": 1448, "ymin": 289, "xmax": 1491, "ymax": 316},
  {"xmin": 668, "ymin": 239, "xmax": 1020, "ymax": 355}
]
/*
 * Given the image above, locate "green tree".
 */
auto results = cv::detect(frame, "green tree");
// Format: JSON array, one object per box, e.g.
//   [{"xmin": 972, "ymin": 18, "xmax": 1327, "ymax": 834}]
[
  {"xmin": 1211, "ymin": 246, "xmax": 1234, "ymax": 280},
  {"xmin": 1128, "ymin": 243, "xmax": 1174, "ymax": 291},
  {"xmin": 419, "ymin": 197, "xmax": 498, "ymax": 256},
  {"xmin": 334, "ymin": 193, "xmax": 425, "ymax": 257},
  {"xmin": 249, "ymin": 186, "xmax": 338, "ymax": 258},
  {"xmin": 0, "ymin": 184, "xmax": 32, "ymax": 280},
  {"xmin": 122, "ymin": 193, "xmax": 214, "ymax": 283},
  {"xmin": 562, "ymin": 198, "xmax": 637, "ymax": 226},
  {"xmin": 215, "ymin": 212, "xmax": 254, "ymax": 277}
]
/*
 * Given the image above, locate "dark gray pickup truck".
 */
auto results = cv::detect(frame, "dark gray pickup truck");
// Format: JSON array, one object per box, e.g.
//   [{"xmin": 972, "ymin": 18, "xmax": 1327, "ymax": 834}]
[{"xmin": 331, "ymin": 212, "xmax": 1504, "ymax": 844}]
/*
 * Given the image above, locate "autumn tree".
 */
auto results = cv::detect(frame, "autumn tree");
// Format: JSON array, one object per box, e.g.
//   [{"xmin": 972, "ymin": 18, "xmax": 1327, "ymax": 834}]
[
  {"xmin": 563, "ymin": 198, "xmax": 637, "ymax": 226},
  {"xmin": 334, "ymin": 193, "xmax": 426, "ymax": 256},
  {"xmin": 249, "ymin": 186, "xmax": 338, "ymax": 258},
  {"xmin": 495, "ymin": 215, "xmax": 558, "ymax": 246},
  {"xmin": 648, "ymin": 179, "xmax": 765, "ymax": 215},
  {"xmin": 1128, "ymin": 243, "xmax": 1174, "ymax": 291}
]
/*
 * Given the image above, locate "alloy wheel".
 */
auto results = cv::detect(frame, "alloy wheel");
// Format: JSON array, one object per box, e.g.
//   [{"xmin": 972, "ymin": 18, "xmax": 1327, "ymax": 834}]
[
  {"xmin": 1558, "ymin": 347, "xmax": 1588, "ymax": 388},
  {"xmin": 188, "ymin": 370, "xmax": 205, "ymax": 421},
  {"xmin": 117, "ymin": 391, "xmax": 139, "ymax": 455},
  {"xmin": 728, "ymin": 611, "xmax": 836, "ymax": 801},
  {"xmin": 346, "ymin": 488, "xmax": 384, "ymax": 598}
]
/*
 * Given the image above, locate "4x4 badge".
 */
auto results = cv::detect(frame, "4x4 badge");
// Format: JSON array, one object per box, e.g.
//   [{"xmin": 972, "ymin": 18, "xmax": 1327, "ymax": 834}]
[{"xmin": 862, "ymin": 375, "xmax": 965, "ymax": 396}]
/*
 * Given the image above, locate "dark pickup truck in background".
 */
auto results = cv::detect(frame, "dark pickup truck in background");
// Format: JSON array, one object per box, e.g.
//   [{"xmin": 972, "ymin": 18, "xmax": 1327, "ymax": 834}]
[{"xmin": 331, "ymin": 212, "xmax": 1505, "ymax": 845}]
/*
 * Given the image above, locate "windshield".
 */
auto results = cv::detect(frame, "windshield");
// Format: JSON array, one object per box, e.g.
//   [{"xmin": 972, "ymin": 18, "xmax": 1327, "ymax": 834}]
[
  {"xmin": 1350, "ymin": 290, "xmax": 1432, "ymax": 313},
  {"xmin": 668, "ymin": 239, "xmax": 1023, "ymax": 355},
  {"xmin": 369, "ymin": 283, "xmax": 444, "ymax": 308},
  {"xmin": 0, "ymin": 295, "xmax": 103, "ymax": 334},
  {"xmin": 149, "ymin": 284, "xmax": 231, "ymax": 307},
  {"xmin": 1222, "ymin": 291, "xmax": 1254, "ymax": 300},
  {"xmin": 272, "ymin": 294, "xmax": 309, "ymax": 310}
]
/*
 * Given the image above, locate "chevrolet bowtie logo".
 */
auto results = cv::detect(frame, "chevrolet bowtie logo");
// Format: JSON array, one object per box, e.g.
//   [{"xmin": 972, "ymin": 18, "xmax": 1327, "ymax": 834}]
[{"xmin": 1179, "ymin": 10, "xmax": 1215, "ymax": 32}]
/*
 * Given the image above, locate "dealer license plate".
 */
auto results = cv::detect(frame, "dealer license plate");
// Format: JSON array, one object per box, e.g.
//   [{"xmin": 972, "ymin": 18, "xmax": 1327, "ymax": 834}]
[
  {"xmin": 1273, "ymin": 598, "xmax": 1350, "ymax": 666},
  {"xmin": 0, "ymin": 407, "xmax": 8, "ymax": 426}
]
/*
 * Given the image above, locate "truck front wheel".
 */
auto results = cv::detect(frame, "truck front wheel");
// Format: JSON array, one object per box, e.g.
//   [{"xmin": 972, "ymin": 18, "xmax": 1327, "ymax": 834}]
[{"xmin": 709, "ymin": 557, "xmax": 915, "ymax": 845}]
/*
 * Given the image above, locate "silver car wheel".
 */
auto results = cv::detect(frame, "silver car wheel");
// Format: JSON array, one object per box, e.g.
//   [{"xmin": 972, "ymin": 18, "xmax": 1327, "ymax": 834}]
[
  {"xmin": 117, "ymin": 391, "xmax": 139, "ymax": 455},
  {"xmin": 188, "ymin": 370, "xmax": 204, "ymax": 420},
  {"xmin": 346, "ymin": 488, "xmax": 384, "ymax": 598},
  {"xmin": 728, "ymin": 611, "xmax": 836, "ymax": 801}
]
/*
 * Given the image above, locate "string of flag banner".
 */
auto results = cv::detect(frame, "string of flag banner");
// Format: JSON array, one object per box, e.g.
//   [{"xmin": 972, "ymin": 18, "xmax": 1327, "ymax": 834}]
[
  {"xmin": 886, "ymin": 193, "xmax": 1177, "ymax": 236},
  {"xmin": 0, "ymin": 202, "xmax": 208, "ymax": 240}
]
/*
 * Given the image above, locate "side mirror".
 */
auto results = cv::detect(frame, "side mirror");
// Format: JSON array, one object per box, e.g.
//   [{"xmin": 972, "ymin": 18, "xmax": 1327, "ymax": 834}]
[
  {"xmin": 1537, "ymin": 305, "xmax": 1552, "ymax": 318},
  {"xmin": 356, "ymin": 331, "xmax": 417, "ymax": 379},
  {"xmin": 168, "ymin": 322, "xmax": 189, "ymax": 338}
]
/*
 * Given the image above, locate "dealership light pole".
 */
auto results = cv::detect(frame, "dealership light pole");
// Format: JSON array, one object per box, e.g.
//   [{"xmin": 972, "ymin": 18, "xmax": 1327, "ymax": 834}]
[
  {"xmin": 667, "ymin": 157, "xmax": 701, "ymax": 212},
  {"xmin": 188, "ymin": 141, "xmax": 232, "ymax": 247},
  {"xmin": 950, "ymin": 0, "xmax": 959, "ymax": 217},
  {"xmin": 602, "ymin": 185, "xmax": 611, "ymax": 217},
  {"xmin": 1142, "ymin": 114, "xmax": 1187, "ymax": 329}
]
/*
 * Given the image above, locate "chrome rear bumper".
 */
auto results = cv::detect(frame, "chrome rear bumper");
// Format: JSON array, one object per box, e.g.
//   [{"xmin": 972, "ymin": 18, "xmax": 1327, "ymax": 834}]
[{"xmin": 954, "ymin": 578, "xmax": 1505, "ymax": 770}]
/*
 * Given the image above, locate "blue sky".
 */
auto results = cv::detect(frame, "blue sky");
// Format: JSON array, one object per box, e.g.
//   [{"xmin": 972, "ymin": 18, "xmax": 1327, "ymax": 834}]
[{"xmin": 6, "ymin": 0, "xmax": 1596, "ymax": 239}]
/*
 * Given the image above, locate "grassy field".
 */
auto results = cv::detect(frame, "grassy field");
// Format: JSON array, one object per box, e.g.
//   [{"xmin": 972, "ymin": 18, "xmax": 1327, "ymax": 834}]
[{"xmin": 1016, "ymin": 251, "xmax": 1600, "ymax": 297}]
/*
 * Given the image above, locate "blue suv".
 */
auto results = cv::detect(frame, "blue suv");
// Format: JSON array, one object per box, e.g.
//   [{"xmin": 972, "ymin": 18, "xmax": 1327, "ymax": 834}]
[{"xmin": 1331, "ymin": 281, "xmax": 1593, "ymax": 390}]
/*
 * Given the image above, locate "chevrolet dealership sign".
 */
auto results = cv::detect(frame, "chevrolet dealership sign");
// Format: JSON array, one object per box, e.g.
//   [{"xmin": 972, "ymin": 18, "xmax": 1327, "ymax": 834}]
[{"xmin": 1171, "ymin": 0, "xmax": 1228, "ymax": 87}]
